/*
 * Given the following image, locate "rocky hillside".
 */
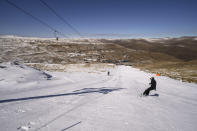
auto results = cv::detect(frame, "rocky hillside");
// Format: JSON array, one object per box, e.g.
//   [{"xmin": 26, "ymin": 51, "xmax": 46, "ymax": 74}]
[{"xmin": 0, "ymin": 36, "xmax": 197, "ymax": 83}]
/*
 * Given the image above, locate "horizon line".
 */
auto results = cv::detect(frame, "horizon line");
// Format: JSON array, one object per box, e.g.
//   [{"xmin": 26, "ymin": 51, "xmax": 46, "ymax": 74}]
[{"xmin": 0, "ymin": 34, "xmax": 197, "ymax": 39}]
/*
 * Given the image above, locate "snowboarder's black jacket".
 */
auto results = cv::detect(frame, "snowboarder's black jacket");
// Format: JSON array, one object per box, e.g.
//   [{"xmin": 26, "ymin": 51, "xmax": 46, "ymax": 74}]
[{"xmin": 150, "ymin": 78, "xmax": 156, "ymax": 90}]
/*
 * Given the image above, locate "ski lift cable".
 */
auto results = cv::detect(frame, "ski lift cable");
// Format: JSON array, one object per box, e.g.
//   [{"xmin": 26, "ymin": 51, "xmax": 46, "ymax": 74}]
[
  {"xmin": 39, "ymin": 0, "xmax": 102, "ymax": 45},
  {"xmin": 39, "ymin": 0, "xmax": 83, "ymax": 38},
  {"xmin": 5, "ymin": 0, "xmax": 68, "ymax": 38}
]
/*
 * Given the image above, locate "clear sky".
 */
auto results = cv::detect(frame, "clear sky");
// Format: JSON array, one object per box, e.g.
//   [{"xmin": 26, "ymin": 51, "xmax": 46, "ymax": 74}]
[{"xmin": 0, "ymin": 0, "xmax": 197, "ymax": 38}]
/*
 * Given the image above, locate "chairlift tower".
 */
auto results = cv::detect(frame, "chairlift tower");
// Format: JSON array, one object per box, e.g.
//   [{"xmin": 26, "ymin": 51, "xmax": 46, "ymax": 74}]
[{"xmin": 54, "ymin": 30, "xmax": 58, "ymax": 41}]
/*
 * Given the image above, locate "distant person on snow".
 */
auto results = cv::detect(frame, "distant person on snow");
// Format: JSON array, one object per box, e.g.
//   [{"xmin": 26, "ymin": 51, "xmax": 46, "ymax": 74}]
[
  {"xmin": 143, "ymin": 77, "xmax": 156, "ymax": 96},
  {"xmin": 107, "ymin": 71, "xmax": 110, "ymax": 76}
]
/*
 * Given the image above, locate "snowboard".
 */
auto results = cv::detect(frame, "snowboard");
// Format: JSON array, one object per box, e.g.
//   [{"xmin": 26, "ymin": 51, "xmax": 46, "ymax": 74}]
[{"xmin": 139, "ymin": 93, "xmax": 159, "ymax": 97}]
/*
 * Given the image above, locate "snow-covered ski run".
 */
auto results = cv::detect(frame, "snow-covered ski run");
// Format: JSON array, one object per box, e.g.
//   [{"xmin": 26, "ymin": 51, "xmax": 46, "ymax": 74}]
[{"xmin": 0, "ymin": 63, "xmax": 197, "ymax": 131}]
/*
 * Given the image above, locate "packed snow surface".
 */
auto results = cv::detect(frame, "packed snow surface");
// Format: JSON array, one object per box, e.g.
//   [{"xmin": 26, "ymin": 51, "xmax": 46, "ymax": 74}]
[{"xmin": 0, "ymin": 63, "xmax": 197, "ymax": 131}]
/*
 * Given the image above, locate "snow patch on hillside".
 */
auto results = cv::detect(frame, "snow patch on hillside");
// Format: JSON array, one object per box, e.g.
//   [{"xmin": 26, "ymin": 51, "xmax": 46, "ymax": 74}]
[
  {"xmin": 143, "ymin": 37, "xmax": 171, "ymax": 42},
  {"xmin": 26, "ymin": 63, "xmax": 115, "ymax": 72}
]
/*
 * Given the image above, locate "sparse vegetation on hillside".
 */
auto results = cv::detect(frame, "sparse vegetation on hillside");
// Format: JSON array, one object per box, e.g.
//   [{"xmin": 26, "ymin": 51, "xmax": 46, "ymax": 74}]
[{"xmin": 0, "ymin": 36, "xmax": 197, "ymax": 83}]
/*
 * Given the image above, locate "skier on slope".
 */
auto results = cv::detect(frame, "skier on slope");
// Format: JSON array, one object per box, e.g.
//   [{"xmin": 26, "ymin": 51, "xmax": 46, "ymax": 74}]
[
  {"xmin": 107, "ymin": 71, "xmax": 110, "ymax": 76},
  {"xmin": 143, "ymin": 77, "xmax": 156, "ymax": 96}
]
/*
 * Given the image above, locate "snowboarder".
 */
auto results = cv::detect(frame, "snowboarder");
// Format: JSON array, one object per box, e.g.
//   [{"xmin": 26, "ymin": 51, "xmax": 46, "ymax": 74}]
[{"xmin": 143, "ymin": 77, "xmax": 156, "ymax": 96}]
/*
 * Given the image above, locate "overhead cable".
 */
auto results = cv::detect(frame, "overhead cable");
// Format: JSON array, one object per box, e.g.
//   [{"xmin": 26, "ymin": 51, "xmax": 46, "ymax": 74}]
[
  {"xmin": 5, "ymin": 0, "xmax": 68, "ymax": 38},
  {"xmin": 39, "ymin": 0, "xmax": 83, "ymax": 37}
]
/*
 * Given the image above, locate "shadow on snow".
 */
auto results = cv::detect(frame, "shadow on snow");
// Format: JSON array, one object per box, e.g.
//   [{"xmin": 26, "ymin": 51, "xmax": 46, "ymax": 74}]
[
  {"xmin": 61, "ymin": 121, "xmax": 82, "ymax": 131},
  {"xmin": 0, "ymin": 87, "xmax": 124, "ymax": 104}
]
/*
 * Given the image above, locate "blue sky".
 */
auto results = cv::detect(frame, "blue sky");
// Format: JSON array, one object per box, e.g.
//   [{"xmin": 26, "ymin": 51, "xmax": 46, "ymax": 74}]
[{"xmin": 0, "ymin": 0, "xmax": 197, "ymax": 38}]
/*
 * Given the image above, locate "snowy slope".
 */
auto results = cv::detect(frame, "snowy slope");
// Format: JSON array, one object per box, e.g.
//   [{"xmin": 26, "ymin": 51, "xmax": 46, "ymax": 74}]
[{"xmin": 0, "ymin": 63, "xmax": 197, "ymax": 131}]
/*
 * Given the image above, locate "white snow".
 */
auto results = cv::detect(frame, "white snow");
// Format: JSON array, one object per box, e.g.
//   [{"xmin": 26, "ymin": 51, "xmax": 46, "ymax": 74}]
[
  {"xmin": 18, "ymin": 126, "xmax": 29, "ymax": 131},
  {"xmin": 143, "ymin": 38, "xmax": 162, "ymax": 42},
  {"xmin": 143, "ymin": 37, "xmax": 171, "ymax": 42},
  {"xmin": 0, "ymin": 63, "xmax": 197, "ymax": 131}
]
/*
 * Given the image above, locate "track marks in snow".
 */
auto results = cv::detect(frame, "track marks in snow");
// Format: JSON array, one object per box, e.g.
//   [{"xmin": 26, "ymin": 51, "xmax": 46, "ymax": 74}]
[
  {"xmin": 61, "ymin": 121, "xmax": 82, "ymax": 131},
  {"xmin": 1, "ymin": 65, "xmax": 197, "ymax": 131}
]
